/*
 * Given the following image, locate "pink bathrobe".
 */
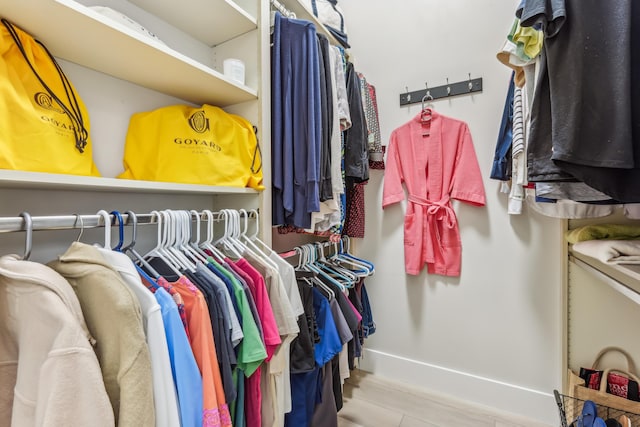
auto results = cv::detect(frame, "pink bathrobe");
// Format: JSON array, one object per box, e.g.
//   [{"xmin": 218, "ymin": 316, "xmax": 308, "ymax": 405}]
[{"xmin": 383, "ymin": 111, "xmax": 486, "ymax": 276}]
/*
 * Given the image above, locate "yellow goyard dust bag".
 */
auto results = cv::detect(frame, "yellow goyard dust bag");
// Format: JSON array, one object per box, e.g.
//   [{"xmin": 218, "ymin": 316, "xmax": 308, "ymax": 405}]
[
  {"xmin": 0, "ymin": 19, "xmax": 100, "ymax": 176},
  {"xmin": 118, "ymin": 104, "xmax": 264, "ymax": 189}
]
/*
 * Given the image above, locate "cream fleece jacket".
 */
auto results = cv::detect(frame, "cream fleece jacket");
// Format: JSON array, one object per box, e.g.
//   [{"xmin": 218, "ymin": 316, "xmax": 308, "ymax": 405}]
[{"xmin": 0, "ymin": 254, "xmax": 114, "ymax": 427}]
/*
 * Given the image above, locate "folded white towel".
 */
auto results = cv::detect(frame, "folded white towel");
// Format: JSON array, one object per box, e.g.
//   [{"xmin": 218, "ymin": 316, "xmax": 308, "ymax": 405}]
[{"xmin": 573, "ymin": 240, "xmax": 640, "ymax": 264}]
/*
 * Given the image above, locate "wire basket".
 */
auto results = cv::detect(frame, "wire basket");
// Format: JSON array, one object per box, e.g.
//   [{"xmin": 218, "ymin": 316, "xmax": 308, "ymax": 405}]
[{"xmin": 554, "ymin": 390, "xmax": 640, "ymax": 426}]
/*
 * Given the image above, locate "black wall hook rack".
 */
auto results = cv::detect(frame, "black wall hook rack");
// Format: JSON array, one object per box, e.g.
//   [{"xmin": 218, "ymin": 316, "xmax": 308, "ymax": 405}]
[{"xmin": 400, "ymin": 77, "xmax": 483, "ymax": 106}]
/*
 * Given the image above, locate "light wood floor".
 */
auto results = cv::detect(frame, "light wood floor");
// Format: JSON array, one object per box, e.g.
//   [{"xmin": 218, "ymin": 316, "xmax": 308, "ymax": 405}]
[{"xmin": 337, "ymin": 370, "xmax": 554, "ymax": 427}]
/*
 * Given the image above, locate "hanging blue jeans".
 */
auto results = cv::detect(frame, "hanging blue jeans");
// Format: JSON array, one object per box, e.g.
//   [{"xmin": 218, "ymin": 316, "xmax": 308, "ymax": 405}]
[{"xmin": 360, "ymin": 282, "xmax": 376, "ymax": 338}]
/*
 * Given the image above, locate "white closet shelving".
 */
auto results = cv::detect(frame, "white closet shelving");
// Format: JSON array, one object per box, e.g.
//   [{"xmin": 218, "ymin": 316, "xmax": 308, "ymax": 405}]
[
  {"xmin": 277, "ymin": 0, "xmax": 340, "ymax": 45},
  {"xmin": 0, "ymin": 170, "xmax": 258, "ymax": 195},
  {"xmin": 0, "ymin": 0, "xmax": 258, "ymax": 106},
  {"xmin": 570, "ymin": 249, "xmax": 640, "ymax": 298},
  {"xmin": 564, "ymin": 214, "xmax": 640, "ymax": 392},
  {"xmin": 0, "ymin": 0, "xmax": 271, "ymax": 256}
]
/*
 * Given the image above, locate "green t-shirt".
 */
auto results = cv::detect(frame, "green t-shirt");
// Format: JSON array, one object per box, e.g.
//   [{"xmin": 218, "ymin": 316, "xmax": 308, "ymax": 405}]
[{"xmin": 208, "ymin": 257, "xmax": 266, "ymax": 376}]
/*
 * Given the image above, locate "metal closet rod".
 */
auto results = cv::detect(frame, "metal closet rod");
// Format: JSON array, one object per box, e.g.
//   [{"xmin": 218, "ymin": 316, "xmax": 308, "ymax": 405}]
[{"xmin": 0, "ymin": 210, "xmax": 258, "ymax": 234}]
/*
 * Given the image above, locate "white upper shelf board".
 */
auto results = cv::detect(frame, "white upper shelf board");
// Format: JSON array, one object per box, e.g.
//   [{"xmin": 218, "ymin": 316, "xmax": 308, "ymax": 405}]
[
  {"xmin": 128, "ymin": 0, "xmax": 257, "ymax": 47},
  {"xmin": 279, "ymin": 0, "xmax": 340, "ymax": 46},
  {"xmin": 0, "ymin": 170, "xmax": 259, "ymax": 195}
]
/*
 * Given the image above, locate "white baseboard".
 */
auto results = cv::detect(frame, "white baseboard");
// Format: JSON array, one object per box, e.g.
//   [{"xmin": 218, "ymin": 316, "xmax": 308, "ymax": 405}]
[{"xmin": 357, "ymin": 348, "xmax": 560, "ymax": 426}]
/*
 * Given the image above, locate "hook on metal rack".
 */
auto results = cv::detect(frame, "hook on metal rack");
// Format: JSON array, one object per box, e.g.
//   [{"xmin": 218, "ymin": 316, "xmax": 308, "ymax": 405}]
[
  {"xmin": 421, "ymin": 82, "xmax": 434, "ymax": 112},
  {"xmin": 399, "ymin": 75, "xmax": 483, "ymax": 106}
]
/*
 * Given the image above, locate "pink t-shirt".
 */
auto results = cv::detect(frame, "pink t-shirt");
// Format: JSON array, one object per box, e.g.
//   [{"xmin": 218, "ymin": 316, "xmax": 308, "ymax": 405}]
[{"xmin": 234, "ymin": 258, "xmax": 282, "ymax": 427}]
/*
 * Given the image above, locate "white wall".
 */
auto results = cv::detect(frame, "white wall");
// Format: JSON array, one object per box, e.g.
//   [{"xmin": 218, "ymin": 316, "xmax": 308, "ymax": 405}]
[{"xmin": 339, "ymin": 1, "xmax": 563, "ymax": 424}]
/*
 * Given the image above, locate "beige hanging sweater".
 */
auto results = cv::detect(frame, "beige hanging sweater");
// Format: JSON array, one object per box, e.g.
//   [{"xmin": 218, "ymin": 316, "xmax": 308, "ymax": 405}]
[
  {"xmin": 0, "ymin": 254, "xmax": 114, "ymax": 427},
  {"xmin": 47, "ymin": 242, "xmax": 155, "ymax": 427}
]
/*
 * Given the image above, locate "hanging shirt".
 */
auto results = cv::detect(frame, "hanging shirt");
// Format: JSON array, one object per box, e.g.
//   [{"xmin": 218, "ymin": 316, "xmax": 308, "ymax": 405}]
[
  {"xmin": 317, "ymin": 33, "xmax": 334, "ymax": 202},
  {"xmin": 208, "ymin": 258, "xmax": 267, "ymax": 427},
  {"xmin": 522, "ymin": 0, "xmax": 640, "ymax": 202},
  {"xmin": 234, "ymin": 258, "xmax": 282, "ymax": 360},
  {"xmin": 267, "ymin": 250, "xmax": 304, "ymax": 320},
  {"xmin": 329, "ymin": 45, "xmax": 350, "ymax": 195},
  {"xmin": 187, "ymin": 265, "xmax": 238, "ymax": 406},
  {"xmin": 343, "ymin": 62, "xmax": 369, "ymax": 183},
  {"xmin": 225, "ymin": 259, "xmax": 266, "ymax": 343},
  {"xmin": 272, "ymin": 13, "xmax": 322, "ymax": 228},
  {"xmin": 218, "ymin": 259, "xmax": 267, "ymax": 374},
  {"xmin": 383, "ymin": 111, "xmax": 486, "ymax": 276},
  {"xmin": 150, "ymin": 273, "xmax": 190, "ymax": 338},
  {"xmin": 47, "ymin": 242, "xmax": 155, "ymax": 427},
  {"xmin": 97, "ymin": 248, "xmax": 180, "ymax": 427},
  {"xmin": 311, "ymin": 288, "xmax": 342, "ymax": 367},
  {"xmin": 286, "ymin": 288, "xmax": 342, "ymax": 427},
  {"xmin": 290, "ymin": 278, "xmax": 317, "ymax": 374},
  {"xmin": 366, "ymin": 83, "xmax": 385, "ymax": 170},
  {"xmin": 490, "ymin": 75, "xmax": 514, "ymax": 181},
  {"xmin": 172, "ymin": 275, "xmax": 232, "ymax": 427},
  {"xmin": 244, "ymin": 252, "xmax": 299, "ymax": 427},
  {"xmin": 204, "ymin": 260, "xmax": 244, "ymax": 347},
  {"xmin": 153, "ymin": 285, "xmax": 203, "ymax": 427},
  {"xmin": 344, "ymin": 179, "xmax": 366, "ymax": 238},
  {"xmin": 235, "ymin": 258, "xmax": 282, "ymax": 427},
  {"xmin": 268, "ymin": 249, "xmax": 305, "ymax": 415},
  {"xmin": 509, "ymin": 85, "xmax": 527, "ymax": 215}
]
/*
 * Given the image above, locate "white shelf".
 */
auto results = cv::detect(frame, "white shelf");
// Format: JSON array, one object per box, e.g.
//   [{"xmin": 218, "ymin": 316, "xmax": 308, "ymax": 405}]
[
  {"xmin": 0, "ymin": 0, "xmax": 257, "ymax": 106},
  {"xmin": 129, "ymin": 0, "xmax": 257, "ymax": 47},
  {"xmin": 569, "ymin": 249, "xmax": 640, "ymax": 297},
  {"xmin": 279, "ymin": 0, "xmax": 340, "ymax": 46},
  {"xmin": 0, "ymin": 170, "xmax": 259, "ymax": 195}
]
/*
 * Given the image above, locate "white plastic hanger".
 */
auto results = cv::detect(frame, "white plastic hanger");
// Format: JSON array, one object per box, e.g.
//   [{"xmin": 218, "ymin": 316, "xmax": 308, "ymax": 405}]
[
  {"xmin": 238, "ymin": 209, "xmax": 280, "ymax": 269},
  {"xmin": 302, "ymin": 244, "xmax": 336, "ymax": 299},
  {"xmin": 188, "ymin": 210, "xmax": 212, "ymax": 262},
  {"xmin": 199, "ymin": 210, "xmax": 226, "ymax": 262},
  {"xmin": 143, "ymin": 210, "xmax": 182, "ymax": 277},
  {"xmin": 228, "ymin": 209, "xmax": 280, "ymax": 270},
  {"xmin": 245, "ymin": 209, "xmax": 274, "ymax": 252},
  {"xmin": 96, "ymin": 210, "xmax": 111, "ymax": 249},
  {"xmin": 214, "ymin": 209, "xmax": 243, "ymax": 259},
  {"xmin": 178, "ymin": 210, "xmax": 207, "ymax": 264},
  {"xmin": 306, "ymin": 243, "xmax": 345, "ymax": 292},
  {"xmin": 226, "ymin": 209, "xmax": 248, "ymax": 255},
  {"xmin": 315, "ymin": 242, "xmax": 357, "ymax": 287},
  {"xmin": 122, "ymin": 210, "xmax": 161, "ymax": 279},
  {"xmin": 331, "ymin": 236, "xmax": 374, "ymax": 276},
  {"xmin": 164, "ymin": 210, "xmax": 196, "ymax": 272}
]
